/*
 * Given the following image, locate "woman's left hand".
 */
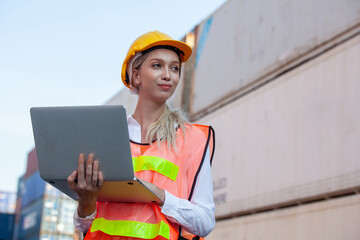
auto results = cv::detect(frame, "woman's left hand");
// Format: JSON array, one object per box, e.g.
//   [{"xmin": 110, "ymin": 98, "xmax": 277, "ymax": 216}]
[{"xmin": 141, "ymin": 180, "xmax": 165, "ymax": 206}]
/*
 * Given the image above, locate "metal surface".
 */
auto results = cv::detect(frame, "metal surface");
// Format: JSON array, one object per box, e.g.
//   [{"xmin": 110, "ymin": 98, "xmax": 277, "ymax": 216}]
[
  {"xmin": 30, "ymin": 105, "xmax": 134, "ymax": 201},
  {"xmin": 15, "ymin": 198, "xmax": 21, "ymax": 224},
  {"xmin": 199, "ymin": 34, "xmax": 360, "ymax": 217},
  {"xmin": 24, "ymin": 149, "xmax": 38, "ymax": 180},
  {"xmin": 190, "ymin": 0, "xmax": 360, "ymax": 114},
  {"xmin": 106, "ymin": 88, "xmax": 138, "ymax": 114},
  {"xmin": 21, "ymin": 171, "xmax": 45, "ymax": 208},
  {"xmin": 0, "ymin": 213, "xmax": 15, "ymax": 239},
  {"xmin": 12, "ymin": 223, "xmax": 19, "ymax": 240},
  {"xmin": 207, "ymin": 194, "xmax": 360, "ymax": 240},
  {"xmin": 18, "ymin": 198, "xmax": 43, "ymax": 239},
  {"xmin": 16, "ymin": 175, "xmax": 24, "ymax": 198}
]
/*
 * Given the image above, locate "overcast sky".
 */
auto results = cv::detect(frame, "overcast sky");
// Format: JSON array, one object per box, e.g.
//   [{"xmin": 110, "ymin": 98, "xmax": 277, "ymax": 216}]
[{"xmin": 0, "ymin": 0, "xmax": 227, "ymax": 193}]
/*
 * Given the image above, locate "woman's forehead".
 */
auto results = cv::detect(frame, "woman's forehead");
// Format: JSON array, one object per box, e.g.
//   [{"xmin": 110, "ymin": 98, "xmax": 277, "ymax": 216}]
[{"xmin": 146, "ymin": 48, "xmax": 180, "ymax": 63}]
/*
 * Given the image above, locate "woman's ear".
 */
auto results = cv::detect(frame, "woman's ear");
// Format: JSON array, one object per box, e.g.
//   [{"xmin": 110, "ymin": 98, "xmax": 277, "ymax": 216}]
[{"xmin": 132, "ymin": 69, "xmax": 141, "ymax": 87}]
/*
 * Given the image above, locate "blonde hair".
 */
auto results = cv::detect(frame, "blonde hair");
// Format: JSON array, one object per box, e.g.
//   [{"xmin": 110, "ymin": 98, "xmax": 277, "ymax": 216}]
[
  {"xmin": 146, "ymin": 105, "xmax": 188, "ymax": 150},
  {"xmin": 132, "ymin": 46, "xmax": 187, "ymax": 149}
]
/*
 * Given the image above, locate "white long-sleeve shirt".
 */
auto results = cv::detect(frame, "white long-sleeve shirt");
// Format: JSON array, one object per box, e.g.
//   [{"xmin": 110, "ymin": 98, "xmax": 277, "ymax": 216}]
[{"xmin": 74, "ymin": 115, "xmax": 215, "ymax": 237}]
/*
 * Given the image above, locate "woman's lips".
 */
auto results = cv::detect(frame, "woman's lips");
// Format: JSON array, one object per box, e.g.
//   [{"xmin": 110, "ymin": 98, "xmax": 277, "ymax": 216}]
[{"xmin": 158, "ymin": 84, "xmax": 171, "ymax": 90}]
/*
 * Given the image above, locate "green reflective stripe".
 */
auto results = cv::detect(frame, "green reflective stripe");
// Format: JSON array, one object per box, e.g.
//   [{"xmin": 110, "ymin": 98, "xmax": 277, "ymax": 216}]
[
  {"xmin": 132, "ymin": 156, "xmax": 179, "ymax": 181},
  {"xmin": 91, "ymin": 218, "xmax": 170, "ymax": 239}
]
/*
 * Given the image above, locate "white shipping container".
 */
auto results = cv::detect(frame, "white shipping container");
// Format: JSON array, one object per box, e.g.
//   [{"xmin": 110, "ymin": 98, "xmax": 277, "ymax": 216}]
[
  {"xmin": 200, "ymin": 34, "xmax": 360, "ymax": 217},
  {"xmin": 192, "ymin": 0, "xmax": 360, "ymax": 114},
  {"xmin": 106, "ymin": 88, "xmax": 138, "ymax": 114},
  {"xmin": 207, "ymin": 194, "xmax": 360, "ymax": 240}
]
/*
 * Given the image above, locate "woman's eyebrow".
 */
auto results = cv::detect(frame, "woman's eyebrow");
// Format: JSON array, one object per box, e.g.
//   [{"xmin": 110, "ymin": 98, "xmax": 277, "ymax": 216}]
[{"xmin": 149, "ymin": 58, "xmax": 179, "ymax": 64}]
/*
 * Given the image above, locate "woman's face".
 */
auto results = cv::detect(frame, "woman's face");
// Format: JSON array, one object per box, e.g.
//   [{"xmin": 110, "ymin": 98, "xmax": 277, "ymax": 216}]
[{"xmin": 133, "ymin": 48, "xmax": 180, "ymax": 103}]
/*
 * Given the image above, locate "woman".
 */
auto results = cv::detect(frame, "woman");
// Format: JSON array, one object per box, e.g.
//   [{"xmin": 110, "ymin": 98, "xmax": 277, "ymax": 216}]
[{"xmin": 68, "ymin": 30, "xmax": 215, "ymax": 240}]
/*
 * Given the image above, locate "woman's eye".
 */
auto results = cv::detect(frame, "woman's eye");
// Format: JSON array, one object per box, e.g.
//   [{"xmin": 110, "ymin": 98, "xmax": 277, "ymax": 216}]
[
  {"xmin": 171, "ymin": 66, "xmax": 179, "ymax": 71},
  {"xmin": 152, "ymin": 63, "xmax": 161, "ymax": 68}
]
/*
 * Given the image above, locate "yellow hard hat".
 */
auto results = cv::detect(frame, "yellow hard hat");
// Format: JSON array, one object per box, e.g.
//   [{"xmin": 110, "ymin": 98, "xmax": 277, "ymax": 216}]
[{"xmin": 121, "ymin": 30, "xmax": 192, "ymax": 89}]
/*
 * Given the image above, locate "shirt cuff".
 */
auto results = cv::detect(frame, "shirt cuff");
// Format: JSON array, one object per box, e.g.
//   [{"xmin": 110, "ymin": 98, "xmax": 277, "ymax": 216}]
[{"xmin": 73, "ymin": 209, "xmax": 97, "ymax": 233}]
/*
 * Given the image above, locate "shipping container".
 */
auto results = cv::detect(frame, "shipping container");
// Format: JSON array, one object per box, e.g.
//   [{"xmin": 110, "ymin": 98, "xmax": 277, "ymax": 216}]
[
  {"xmin": 44, "ymin": 183, "xmax": 69, "ymax": 199},
  {"xmin": 17, "ymin": 175, "xmax": 25, "ymax": 198},
  {"xmin": 20, "ymin": 233, "xmax": 39, "ymax": 240},
  {"xmin": 12, "ymin": 223, "xmax": 19, "ymax": 240},
  {"xmin": 207, "ymin": 194, "xmax": 360, "ymax": 240},
  {"xmin": 19, "ymin": 198, "xmax": 43, "ymax": 239},
  {"xmin": 199, "ymin": 34, "xmax": 360, "ymax": 218},
  {"xmin": 0, "ymin": 191, "xmax": 16, "ymax": 214},
  {"xmin": 189, "ymin": 0, "xmax": 360, "ymax": 114},
  {"xmin": 106, "ymin": 89, "xmax": 138, "ymax": 114},
  {"xmin": 0, "ymin": 213, "xmax": 15, "ymax": 240},
  {"xmin": 25, "ymin": 149, "xmax": 39, "ymax": 180},
  {"xmin": 21, "ymin": 171, "xmax": 45, "ymax": 208},
  {"xmin": 105, "ymin": 0, "xmax": 360, "ymax": 118},
  {"xmin": 14, "ymin": 198, "xmax": 21, "ymax": 224},
  {"xmin": 39, "ymin": 234, "xmax": 73, "ymax": 240},
  {"xmin": 16, "ymin": 192, "xmax": 77, "ymax": 240},
  {"xmin": 40, "ymin": 195, "xmax": 77, "ymax": 237}
]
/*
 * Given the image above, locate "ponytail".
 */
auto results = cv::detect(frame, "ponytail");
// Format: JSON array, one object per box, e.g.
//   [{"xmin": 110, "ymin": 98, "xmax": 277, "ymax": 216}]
[{"xmin": 146, "ymin": 105, "xmax": 188, "ymax": 150}]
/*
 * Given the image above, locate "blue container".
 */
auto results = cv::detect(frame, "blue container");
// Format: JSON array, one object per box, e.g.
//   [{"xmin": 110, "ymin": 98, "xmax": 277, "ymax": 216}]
[
  {"xmin": 21, "ymin": 171, "xmax": 45, "ymax": 208},
  {"xmin": 18, "ymin": 199, "xmax": 43, "ymax": 239},
  {"xmin": 17, "ymin": 175, "xmax": 25, "ymax": 199},
  {"xmin": 20, "ymin": 233, "xmax": 39, "ymax": 240},
  {"xmin": 12, "ymin": 223, "xmax": 19, "ymax": 240},
  {"xmin": 0, "ymin": 213, "xmax": 15, "ymax": 240}
]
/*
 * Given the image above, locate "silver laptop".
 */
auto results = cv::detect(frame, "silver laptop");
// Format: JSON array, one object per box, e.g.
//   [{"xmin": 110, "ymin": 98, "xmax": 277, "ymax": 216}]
[{"xmin": 30, "ymin": 105, "xmax": 162, "ymax": 203}]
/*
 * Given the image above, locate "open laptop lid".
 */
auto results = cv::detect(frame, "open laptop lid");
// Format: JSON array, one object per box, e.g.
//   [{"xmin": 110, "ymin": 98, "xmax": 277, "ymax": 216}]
[{"xmin": 30, "ymin": 105, "xmax": 161, "ymax": 202}]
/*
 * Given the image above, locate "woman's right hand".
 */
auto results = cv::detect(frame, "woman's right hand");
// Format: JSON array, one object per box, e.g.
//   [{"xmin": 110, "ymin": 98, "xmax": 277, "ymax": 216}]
[{"xmin": 67, "ymin": 153, "xmax": 104, "ymax": 218}]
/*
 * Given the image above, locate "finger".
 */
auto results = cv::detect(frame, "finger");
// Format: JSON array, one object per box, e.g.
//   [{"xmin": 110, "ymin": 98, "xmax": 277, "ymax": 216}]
[
  {"xmin": 98, "ymin": 171, "xmax": 104, "ymax": 188},
  {"xmin": 92, "ymin": 160, "xmax": 99, "ymax": 186},
  {"xmin": 85, "ymin": 153, "xmax": 94, "ymax": 186},
  {"xmin": 67, "ymin": 170, "xmax": 78, "ymax": 189},
  {"xmin": 77, "ymin": 154, "xmax": 85, "ymax": 183}
]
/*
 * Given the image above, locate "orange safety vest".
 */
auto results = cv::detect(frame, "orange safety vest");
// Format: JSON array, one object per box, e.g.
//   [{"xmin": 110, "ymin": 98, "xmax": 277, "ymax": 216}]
[{"xmin": 84, "ymin": 124, "xmax": 215, "ymax": 240}]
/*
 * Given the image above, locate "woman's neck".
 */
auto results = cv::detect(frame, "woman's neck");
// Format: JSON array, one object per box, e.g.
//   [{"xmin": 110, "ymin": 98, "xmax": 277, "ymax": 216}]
[{"xmin": 132, "ymin": 100, "xmax": 166, "ymax": 143}]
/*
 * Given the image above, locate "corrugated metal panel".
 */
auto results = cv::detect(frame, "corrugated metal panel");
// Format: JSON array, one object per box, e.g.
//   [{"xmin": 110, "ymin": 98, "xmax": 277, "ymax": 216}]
[
  {"xmin": 25, "ymin": 148, "xmax": 38, "ymax": 180},
  {"xmin": 21, "ymin": 171, "xmax": 45, "ymax": 208},
  {"xmin": 207, "ymin": 195, "xmax": 360, "ymax": 240},
  {"xmin": 190, "ymin": 0, "xmax": 360, "ymax": 114},
  {"xmin": 0, "ymin": 213, "xmax": 15, "ymax": 240},
  {"xmin": 0, "ymin": 191, "xmax": 16, "ymax": 214},
  {"xmin": 199, "ymin": 34, "xmax": 360, "ymax": 217},
  {"xmin": 18, "ymin": 199, "xmax": 43, "ymax": 239}
]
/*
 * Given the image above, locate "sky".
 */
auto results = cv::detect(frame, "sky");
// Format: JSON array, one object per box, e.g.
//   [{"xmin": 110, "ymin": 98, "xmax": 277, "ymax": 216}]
[{"xmin": 0, "ymin": 0, "xmax": 227, "ymax": 193}]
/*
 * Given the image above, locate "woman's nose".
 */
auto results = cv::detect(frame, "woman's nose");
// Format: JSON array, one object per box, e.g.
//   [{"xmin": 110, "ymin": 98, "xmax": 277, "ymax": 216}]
[{"xmin": 161, "ymin": 67, "xmax": 170, "ymax": 81}]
